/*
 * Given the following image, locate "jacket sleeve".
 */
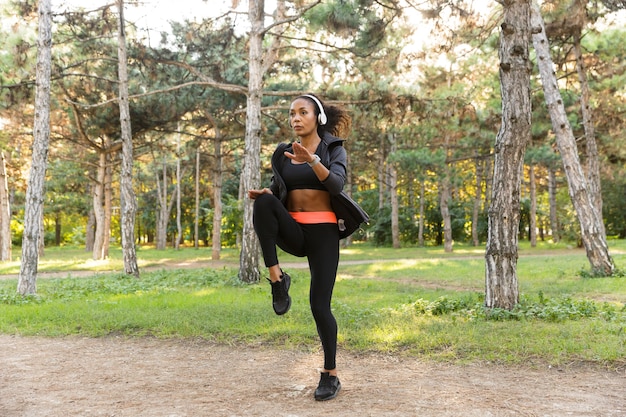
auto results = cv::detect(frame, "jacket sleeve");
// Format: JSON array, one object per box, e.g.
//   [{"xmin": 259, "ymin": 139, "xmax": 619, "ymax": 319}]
[
  {"xmin": 321, "ymin": 144, "xmax": 347, "ymax": 196},
  {"xmin": 269, "ymin": 143, "xmax": 287, "ymax": 200},
  {"xmin": 269, "ymin": 176, "xmax": 279, "ymax": 196}
]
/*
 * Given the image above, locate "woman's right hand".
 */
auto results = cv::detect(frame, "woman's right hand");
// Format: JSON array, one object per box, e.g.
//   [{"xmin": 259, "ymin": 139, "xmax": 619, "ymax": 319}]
[{"xmin": 248, "ymin": 188, "xmax": 272, "ymax": 200}]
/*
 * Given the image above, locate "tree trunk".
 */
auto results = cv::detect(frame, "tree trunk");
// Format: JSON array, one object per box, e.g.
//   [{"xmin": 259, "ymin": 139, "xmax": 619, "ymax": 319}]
[
  {"xmin": 91, "ymin": 149, "xmax": 113, "ymax": 259},
  {"xmin": 18, "ymin": 0, "xmax": 52, "ymax": 295},
  {"xmin": 485, "ymin": 0, "xmax": 532, "ymax": 310},
  {"xmin": 239, "ymin": 0, "xmax": 266, "ymax": 283},
  {"xmin": 0, "ymin": 151, "xmax": 11, "ymax": 261},
  {"xmin": 531, "ymin": 2, "xmax": 613, "ymax": 275},
  {"xmin": 85, "ymin": 196, "xmax": 95, "ymax": 251},
  {"xmin": 155, "ymin": 160, "xmax": 167, "ymax": 250},
  {"xmin": 92, "ymin": 151, "xmax": 106, "ymax": 259},
  {"xmin": 102, "ymin": 150, "xmax": 113, "ymax": 258},
  {"xmin": 117, "ymin": 0, "xmax": 139, "ymax": 277},
  {"xmin": 548, "ymin": 166, "xmax": 559, "ymax": 242},
  {"xmin": 194, "ymin": 147, "xmax": 200, "ymax": 249},
  {"xmin": 440, "ymin": 176, "xmax": 452, "ymax": 253},
  {"xmin": 378, "ymin": 133, "xmax": 386, "ymax": 212},
  {"xmin": 390, "ymin": 166, "xmax": 399, "ymax": 248},
  {"xmin": 155, "ymin": 159, "xmax": 175, "ymax": 250},
  {"xmin": 529, "ymin": 163, "xmax": 537, "ymax": 247},
  {"xmin": 175, "ymin": 126, "xmax": 182, "ymax": 250},
  {"xmin": 212, "ymin": 130, "xmax": 223, "ymax": 260},
  {"xmin": 389, "ymin": 134, "xmax": 400, "ymax": 248},
  {"xmin": 573, "ymin": 30, "xmax": 604, "ymax": 239}
]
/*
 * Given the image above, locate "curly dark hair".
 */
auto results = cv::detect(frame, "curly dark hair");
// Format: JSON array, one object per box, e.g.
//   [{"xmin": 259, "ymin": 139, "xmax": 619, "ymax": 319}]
[{"xmin": 297, "ymin": 94, "xmax": 352, "ymax": 139}]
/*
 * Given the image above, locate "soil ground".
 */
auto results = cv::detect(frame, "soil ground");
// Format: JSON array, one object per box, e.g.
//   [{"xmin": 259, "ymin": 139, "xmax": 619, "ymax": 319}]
[{"xmin": 1, "ymin": 335, "xmax": 624, "ymax": 417}]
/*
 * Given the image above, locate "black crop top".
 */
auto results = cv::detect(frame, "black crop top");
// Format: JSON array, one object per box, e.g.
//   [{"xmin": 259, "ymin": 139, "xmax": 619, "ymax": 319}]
[{"xmin": 282, "ymin": 160, "xmax": 326, "ymax": 191}]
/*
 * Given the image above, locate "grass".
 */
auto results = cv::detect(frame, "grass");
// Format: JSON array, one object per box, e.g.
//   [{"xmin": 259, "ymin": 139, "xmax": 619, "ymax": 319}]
[
  {"xmin": 0, "ymin": 245, "xmax": 241, "ymax": 275},
  {"xmin": 0, "ymin": 240, "xmax": 625, "ymax": 368}
]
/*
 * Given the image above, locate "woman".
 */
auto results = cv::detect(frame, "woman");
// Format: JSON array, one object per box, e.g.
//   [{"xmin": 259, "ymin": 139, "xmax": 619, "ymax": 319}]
[{"xmin": 248, "ymin": 93, "xmax": 351, "ymax": 401}]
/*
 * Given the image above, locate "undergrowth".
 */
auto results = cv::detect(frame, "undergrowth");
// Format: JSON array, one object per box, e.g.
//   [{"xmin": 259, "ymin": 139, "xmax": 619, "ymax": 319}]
[{"xmin": 397, "ymin": 292, "xmax": 625, "ymax": 322}]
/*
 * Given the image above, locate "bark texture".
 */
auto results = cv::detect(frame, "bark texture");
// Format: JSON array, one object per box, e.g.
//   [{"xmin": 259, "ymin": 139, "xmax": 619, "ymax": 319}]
[
  {"xmin": 238, "ymin": 0, "xmax": 265, "ymax": 283},
  {"xmin": 117, "ymin": 0, "xmax": 139, "ymax": 277},
  {"xmin": 155, "ymin": 160, "xmax": 175, "ymax": 250},
  {"xmin": 573, "ymin": 32, "xmax": 604, "ymax": 239},
  {"xmin": 92, "ymin": 148, "xmax": 112, "ymax": 260},
  {"xmin": 531, "ymin": 2, "xmax": 613, "ymax": 275},
  {"xmin": 211, "ymin": 129, "xmax": 223, "ymax": 260},
  {"xmin": 238, "ymin": 0, "xmax": 287, "ymax": 282},
  {"xmin": 485, "ymin": 0, "xmax": 532, "ymax": 309},
  {"xmin": 18, "ymin": 0, "xmax": 53, "ymax": 295},
  {"xmin": 0, "ymin": 151, "xmax": 11, "ymax": 261},
  {"xmin": 194, "ymin": 148, "xmax": 200, "ymax": 249},
  {"xmin": 389, "ymin": 134, "xmax": 400, "ymax": 249}
]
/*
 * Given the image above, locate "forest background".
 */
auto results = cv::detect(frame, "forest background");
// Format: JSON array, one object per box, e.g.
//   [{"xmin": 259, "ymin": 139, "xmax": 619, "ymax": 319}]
[{"xmin": 0, "ymin": 0, "xmax": 625, "ymax": 284}]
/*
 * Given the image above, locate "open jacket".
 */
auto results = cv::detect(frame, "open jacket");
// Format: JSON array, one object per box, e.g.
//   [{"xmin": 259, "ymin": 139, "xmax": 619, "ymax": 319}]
[{"xmin": 269, "ymin": 132, "xmax": 347, "ymax": 206}]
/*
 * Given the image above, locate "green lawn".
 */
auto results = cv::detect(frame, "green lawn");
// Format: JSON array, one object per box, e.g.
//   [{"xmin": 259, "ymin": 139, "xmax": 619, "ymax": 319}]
[{"xmin": 0, "ymin": 240, "xmax": 624, "ymax": 368}]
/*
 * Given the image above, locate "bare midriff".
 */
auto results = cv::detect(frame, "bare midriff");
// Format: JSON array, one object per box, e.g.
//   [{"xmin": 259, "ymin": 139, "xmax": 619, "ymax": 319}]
[{"xmin": 287, "ymin": 189, "xmax": 332, "ymax": 212}]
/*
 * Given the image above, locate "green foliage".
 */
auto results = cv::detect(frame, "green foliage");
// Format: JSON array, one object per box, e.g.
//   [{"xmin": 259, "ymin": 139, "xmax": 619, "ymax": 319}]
[
  {"xmin": 2, "ymin": 1, "xmax": 626, "ymax": 255},
  {"xmin": 214, "ymin": 194, "xmax": 243, "ymax": 248},
  {"xmin": 602, "ymin": 176, "xmax": 626, "ymax": 238},
  {"xmin": 482, "ymin": 295, "xmax": 623, "ymax": 322},
  {"xmin": 393, "ymin": 292, "xmax": 624, "ymax": 324},
  {"xmin": 303, "ymin": 0, "xmax": 401, "ymax": 56}
]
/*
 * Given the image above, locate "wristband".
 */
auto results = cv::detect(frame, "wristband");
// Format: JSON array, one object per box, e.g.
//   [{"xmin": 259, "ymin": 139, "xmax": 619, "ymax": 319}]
[{"xmin": 307, "ymin": 154, "xmax": 321, "ymax": 167}]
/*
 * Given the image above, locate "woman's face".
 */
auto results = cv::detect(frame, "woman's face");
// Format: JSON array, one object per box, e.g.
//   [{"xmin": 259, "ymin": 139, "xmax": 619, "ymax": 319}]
[{"xmin": 289, "ymin": 98, "xmax": 318, "ymax": 137}]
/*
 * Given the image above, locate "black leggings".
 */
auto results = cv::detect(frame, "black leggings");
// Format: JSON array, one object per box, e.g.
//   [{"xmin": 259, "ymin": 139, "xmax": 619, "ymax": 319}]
[{"xmin": 253, "ymin": 193, "xmax": 339, "ymax": 370}]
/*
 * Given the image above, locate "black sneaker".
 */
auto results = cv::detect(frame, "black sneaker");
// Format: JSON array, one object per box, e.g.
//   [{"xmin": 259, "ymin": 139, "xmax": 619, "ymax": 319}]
[
  {"xmin": 268, "ymin": 271, "xmax": 291, "ymax": 315},
  {"xmin": 314, "ymin": 372, "xmax": 341, "ymax": 401}
]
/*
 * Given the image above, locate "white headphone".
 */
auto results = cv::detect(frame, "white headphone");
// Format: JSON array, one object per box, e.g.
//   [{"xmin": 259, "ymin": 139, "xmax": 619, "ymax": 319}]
[{"xmin": 301, "ymin": 94, "xmax": 327, "ymax": 125}]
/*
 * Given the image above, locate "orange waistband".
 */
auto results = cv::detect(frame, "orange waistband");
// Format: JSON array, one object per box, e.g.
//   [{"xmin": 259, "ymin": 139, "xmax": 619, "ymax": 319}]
[{"xmin": 289, "ymin": 211, "xmax": 337, "ymax": 224}]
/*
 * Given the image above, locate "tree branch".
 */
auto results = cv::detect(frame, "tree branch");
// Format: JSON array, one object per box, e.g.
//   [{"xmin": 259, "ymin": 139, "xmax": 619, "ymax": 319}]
[{"xmin": 261, "ymin": 0, "xmax": 321, "ymax": 36}]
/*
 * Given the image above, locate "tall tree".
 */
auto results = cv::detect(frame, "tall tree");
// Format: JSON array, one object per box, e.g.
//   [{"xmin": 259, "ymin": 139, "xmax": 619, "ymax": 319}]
[
  {"xmin": 155, "ymin": 156, "xmax": 175, "ymax": 250},
  {"xmin": 175, "ymin": 126, "xmax": 182, "ymax": 250},
  {"xmin": 0, "ymin": 151, "xmax": 11, "ymax": 261},
  {"xmin": 570, "ymin": 0, "xmax": 604, "ymax": 239},
  {"xmin": 485, "ymin": 0, "xmax": 532, "ymax": 310},
  {"xmin": 91, "ymin": 145, "xmax": 114, "ymax": 260},
  {"xmin": 389, "ymin": 133, "xmax": 400, "ymax": 248},
  {"xmin": 117, "ymin": 0, "xmax": 139, "ymax": 277},
  {"xmin": 239, "ymin": 0, "xmax": 288, "ymax": 283},
  {"xmin": 194, "ymin": 147, "xmax": 200, "ymax": 249},
  {"xmin": 205, "ymin": 111, "xmax": 225, "ymax": 260},
  {"xmin": 531, "ymin": 1, "xmax": 614, "ymax": 275},
  {"xmin": 239, "ymin": 0, "xmax": 265, "ymax": 282},
  {"xmin": 18, "ymin": 0, "xmax": 53, "ymax": 295}
]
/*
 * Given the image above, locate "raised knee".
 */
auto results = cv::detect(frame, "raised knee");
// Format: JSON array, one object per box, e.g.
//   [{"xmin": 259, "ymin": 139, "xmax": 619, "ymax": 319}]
[{"xmin": 253, "ymin": 193, "xmax": 273, "ymax": 212}]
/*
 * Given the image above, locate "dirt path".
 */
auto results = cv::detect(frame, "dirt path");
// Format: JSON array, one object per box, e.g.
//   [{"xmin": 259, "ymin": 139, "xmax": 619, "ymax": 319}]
[{"xmin": 1, "ymin": 335, "xmax": 624, "ymax": 417}]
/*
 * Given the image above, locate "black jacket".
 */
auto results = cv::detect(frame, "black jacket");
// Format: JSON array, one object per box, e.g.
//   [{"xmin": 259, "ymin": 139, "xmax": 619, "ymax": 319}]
[{"xmin": 269, "ymin": 132, "xmax": 347, "ymax": 206}]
